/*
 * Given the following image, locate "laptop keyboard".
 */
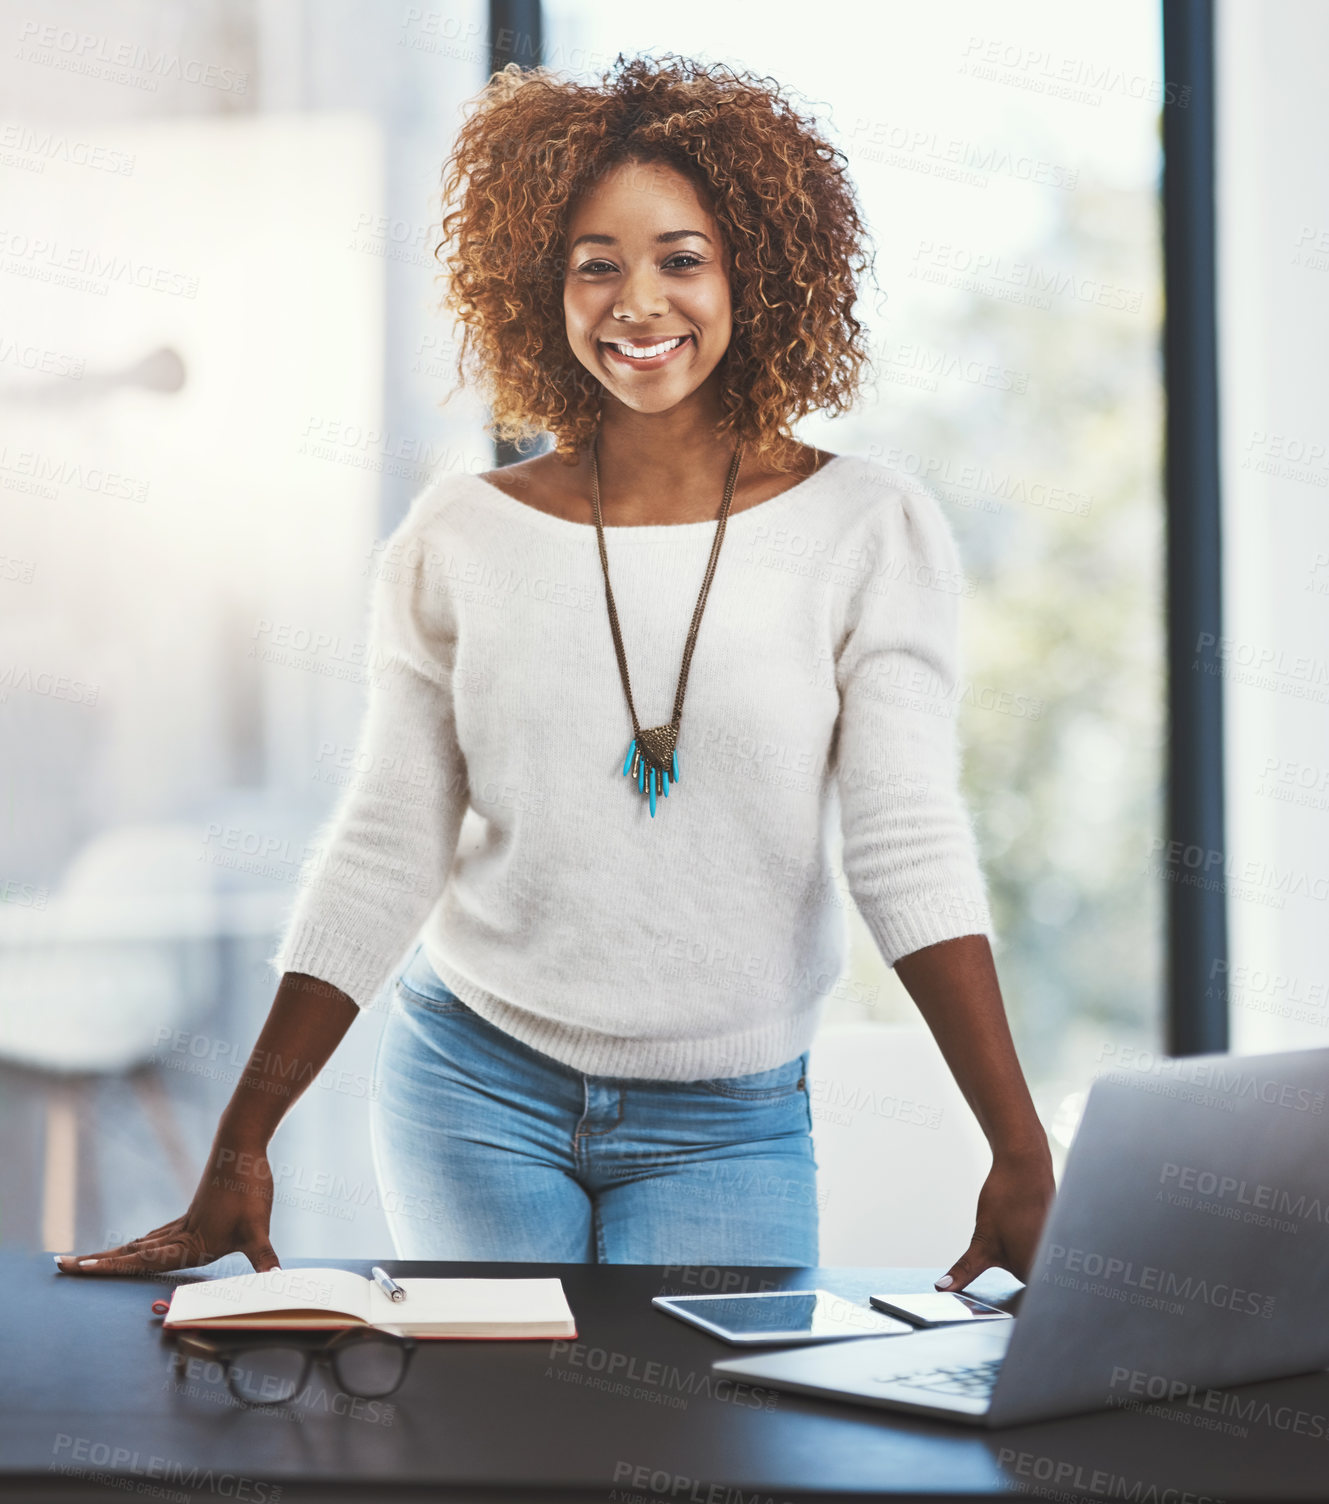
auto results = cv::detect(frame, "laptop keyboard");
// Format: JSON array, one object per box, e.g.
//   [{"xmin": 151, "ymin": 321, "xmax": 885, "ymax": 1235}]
[{"xmin": 873, "ymin": 1356, "xmax": 1003, "ymax": 1399}]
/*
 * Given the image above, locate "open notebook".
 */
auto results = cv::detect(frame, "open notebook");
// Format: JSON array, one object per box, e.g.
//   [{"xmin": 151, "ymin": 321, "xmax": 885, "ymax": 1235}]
[{"xmin": 161, "ymin": 1267, "xmax": 576, "ymax": 1339}]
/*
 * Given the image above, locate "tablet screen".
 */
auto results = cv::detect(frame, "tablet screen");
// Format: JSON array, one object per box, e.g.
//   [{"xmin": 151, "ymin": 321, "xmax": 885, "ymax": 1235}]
[{"xmin": 654, "ymin": 1290, "xmax": 911, "ymax": 1344}]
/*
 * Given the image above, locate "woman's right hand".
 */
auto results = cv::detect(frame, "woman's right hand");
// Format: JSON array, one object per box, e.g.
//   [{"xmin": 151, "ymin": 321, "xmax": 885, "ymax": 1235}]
[
  {"xmin": 54, "ymin": 972, "xmax": 361, "ymax": 1279},
  {"xmin": 55, "ymin": 1142, "xmax": 281, "ymax": 1276}
]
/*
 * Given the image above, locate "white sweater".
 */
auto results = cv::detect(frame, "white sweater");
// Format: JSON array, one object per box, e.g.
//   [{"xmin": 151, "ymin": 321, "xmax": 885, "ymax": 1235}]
[{"xmin": 268, "ymin": 452, "xmax": 995, "ymax": 1080}]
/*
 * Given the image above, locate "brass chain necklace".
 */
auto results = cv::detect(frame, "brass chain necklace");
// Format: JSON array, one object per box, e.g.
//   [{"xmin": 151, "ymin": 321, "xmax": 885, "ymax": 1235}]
[{"xmin": 589, "ymin": 433, "xmax": 744, "ymax": 818}]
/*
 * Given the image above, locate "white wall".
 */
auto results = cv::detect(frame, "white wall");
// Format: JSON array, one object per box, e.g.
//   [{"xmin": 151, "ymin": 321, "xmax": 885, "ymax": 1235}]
[{"xmin": 1218, "ymin": 0, "xmax": 1329, "ymax": 1051}]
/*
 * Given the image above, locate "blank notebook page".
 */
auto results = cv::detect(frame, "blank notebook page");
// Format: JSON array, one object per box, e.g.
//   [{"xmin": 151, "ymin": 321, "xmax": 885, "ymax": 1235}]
[{"xmin": 369, "ymin": 1278, "xmax": 572, "ymax": 1328}]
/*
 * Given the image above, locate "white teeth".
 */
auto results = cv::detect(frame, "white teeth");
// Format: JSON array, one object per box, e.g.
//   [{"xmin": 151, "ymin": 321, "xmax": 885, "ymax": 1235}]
[{"xmin": 610, "ymin": 336, "xmax": 687, "ymax": 360}]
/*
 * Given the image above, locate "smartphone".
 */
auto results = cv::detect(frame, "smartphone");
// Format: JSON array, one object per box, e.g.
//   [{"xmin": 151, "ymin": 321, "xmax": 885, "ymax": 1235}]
[{"xmin": 868, "ymin": 1291, "xmax": 1012, "ymax": 1326}]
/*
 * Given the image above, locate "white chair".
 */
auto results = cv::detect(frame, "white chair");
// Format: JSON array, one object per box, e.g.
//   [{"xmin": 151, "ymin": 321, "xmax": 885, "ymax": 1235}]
[
  {"xmin": 808, "ymin": 1022, "xmax": 992, "ymax": 1267},
  {"xmin": 0, "ymin": 814, "xmax": 298, "ymax": 1252},
  {"xmin": 0, "ymin": 822, "xmax": 221, "ymax": 1074}
]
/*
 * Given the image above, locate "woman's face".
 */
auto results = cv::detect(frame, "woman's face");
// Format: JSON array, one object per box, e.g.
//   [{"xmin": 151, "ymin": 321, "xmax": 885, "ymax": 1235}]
[{"xmin": 563, "ymin": 158, "xmax": 732, "ymax": 417}]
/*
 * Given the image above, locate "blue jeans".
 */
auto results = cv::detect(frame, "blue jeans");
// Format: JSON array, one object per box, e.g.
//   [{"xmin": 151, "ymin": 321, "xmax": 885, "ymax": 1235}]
[{"xmin": 368, "ymin": 944, "xmax": 820, "ymax": 1264}]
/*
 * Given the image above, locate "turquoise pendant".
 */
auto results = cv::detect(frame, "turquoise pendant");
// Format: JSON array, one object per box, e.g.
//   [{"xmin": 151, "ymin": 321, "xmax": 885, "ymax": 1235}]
[{"xmin": 623, "ymin": 725, "xmax": 679, "ymax": 818}]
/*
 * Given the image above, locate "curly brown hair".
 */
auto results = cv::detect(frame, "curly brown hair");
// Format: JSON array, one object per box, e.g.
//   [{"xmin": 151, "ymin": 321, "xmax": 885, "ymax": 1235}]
[{"xmin": 435, "ymin": 52, "xmax": 877, "ymax": 472}]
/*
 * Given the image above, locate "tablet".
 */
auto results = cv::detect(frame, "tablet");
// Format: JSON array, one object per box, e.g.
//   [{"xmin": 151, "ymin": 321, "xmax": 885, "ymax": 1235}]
[{"xmin": 651, "ymin": 1289, "xmax": 914, "ymax": 1346}]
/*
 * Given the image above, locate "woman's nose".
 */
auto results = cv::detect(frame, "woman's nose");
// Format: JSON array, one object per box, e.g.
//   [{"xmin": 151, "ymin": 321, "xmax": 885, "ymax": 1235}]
[{"xmin": 612, "ymin": 267, "xmax": 669, "ymax": 323}]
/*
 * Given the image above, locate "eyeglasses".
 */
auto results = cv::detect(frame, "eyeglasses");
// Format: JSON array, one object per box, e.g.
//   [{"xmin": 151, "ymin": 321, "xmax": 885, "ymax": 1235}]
[{"xmin": 172, "ymin": 1329, "xmax": 417, "ymax": 1407}]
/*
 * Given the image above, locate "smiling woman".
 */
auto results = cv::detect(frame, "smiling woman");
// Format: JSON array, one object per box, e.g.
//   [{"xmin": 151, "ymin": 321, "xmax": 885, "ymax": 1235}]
[{"xmin": 57, "ymin": 52, "xmax": 1054, "ymax": 1284}]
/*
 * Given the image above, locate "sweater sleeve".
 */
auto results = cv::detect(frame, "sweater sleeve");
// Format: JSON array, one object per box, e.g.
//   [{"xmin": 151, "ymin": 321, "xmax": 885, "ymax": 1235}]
[
  {"xmin": 266, "ymin": 489, "xmax": 468, "ymax": 1008},
  {"xmin": 833, "ymin": 477, "xmax": 995, "ymax": 966}
]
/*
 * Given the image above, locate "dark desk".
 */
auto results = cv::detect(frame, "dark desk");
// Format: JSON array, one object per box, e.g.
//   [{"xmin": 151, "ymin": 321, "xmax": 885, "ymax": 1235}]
[{"xmin": 5, "ymin": 1251, "xmax": 1329, "ymax": 1503}]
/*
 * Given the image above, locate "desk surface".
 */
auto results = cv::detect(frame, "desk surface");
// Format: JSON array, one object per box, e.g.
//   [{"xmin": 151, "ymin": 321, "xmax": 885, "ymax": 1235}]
[{"xmin": 5, "ymin": 1251, "xmax": 1329, "ymax": 1504}]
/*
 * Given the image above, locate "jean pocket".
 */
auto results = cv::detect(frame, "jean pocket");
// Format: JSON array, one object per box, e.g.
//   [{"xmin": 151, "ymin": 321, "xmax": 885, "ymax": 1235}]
[
  {"xmin": 395, "ymin": 975, "xmax": 470, "ymax": 1016},
  {"xmin": 695, "ymin": 1053, "xmax": 808, "ymax": 1100}
]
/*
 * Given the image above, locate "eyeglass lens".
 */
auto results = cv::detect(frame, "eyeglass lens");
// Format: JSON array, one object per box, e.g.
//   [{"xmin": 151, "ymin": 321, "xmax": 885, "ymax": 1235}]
[
  {"xmin": 226, "ymin": 1348, "xmax": 310, "ymax": 1405},
  {"xmin": 332, "ymin": 1339, "xmax": 410, "ymax": 1397}
]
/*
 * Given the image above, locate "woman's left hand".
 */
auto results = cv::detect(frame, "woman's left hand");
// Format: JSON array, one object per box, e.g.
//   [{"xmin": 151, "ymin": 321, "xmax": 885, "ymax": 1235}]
[{"xmin": 935, "ymin": 1150, "xmax": 1056, "ymax": 1290}]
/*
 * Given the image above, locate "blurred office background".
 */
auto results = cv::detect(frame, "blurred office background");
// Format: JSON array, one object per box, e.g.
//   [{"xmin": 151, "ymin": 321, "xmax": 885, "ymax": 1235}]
[{"xmin": 0, "ymin": 0, "xmax": 1323, "ymax": 1269}]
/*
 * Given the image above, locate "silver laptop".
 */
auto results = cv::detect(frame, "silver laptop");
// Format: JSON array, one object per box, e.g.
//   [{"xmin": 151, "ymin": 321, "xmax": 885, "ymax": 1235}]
[{"xmin": 714, "ymin": 1046, "xmax": 1329, "ymax": 1426}]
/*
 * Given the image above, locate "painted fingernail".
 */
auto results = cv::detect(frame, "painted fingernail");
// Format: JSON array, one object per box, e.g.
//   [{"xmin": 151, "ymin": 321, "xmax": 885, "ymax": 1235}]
[{"xmin": 934, "ymin": 1275, "xmax": 953, "ymax": 1289}]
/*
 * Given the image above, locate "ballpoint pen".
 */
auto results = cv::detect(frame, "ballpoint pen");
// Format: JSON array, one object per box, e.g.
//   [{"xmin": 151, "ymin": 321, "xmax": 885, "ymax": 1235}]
[{"xmin": 371, "ymin": 1265, "xmax": 406, "ymax": 1303}]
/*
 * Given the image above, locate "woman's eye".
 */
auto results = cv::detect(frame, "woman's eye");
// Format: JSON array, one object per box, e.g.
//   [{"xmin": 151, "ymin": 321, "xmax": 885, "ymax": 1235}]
[{"xmin": 575, "ymin": 255, "xmax": 703, "ymax": 274}]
